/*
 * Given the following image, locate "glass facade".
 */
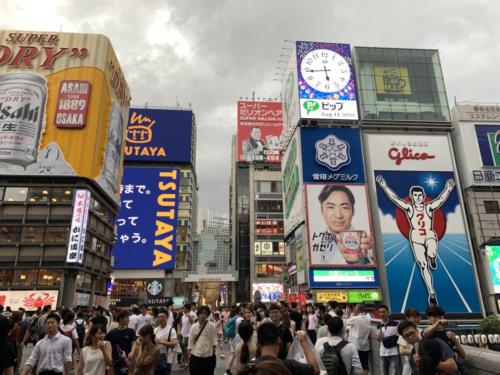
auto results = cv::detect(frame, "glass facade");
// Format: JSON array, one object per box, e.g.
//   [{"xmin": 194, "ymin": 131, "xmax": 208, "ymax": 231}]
[{"xmin": 354, "ymin": 47, "xmax": 450, "ymax": 122}]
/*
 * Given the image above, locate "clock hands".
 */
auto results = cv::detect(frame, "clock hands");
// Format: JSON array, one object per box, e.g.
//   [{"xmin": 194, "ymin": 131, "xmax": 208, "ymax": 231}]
[
  {"xmin": 304, "ymin": 68, "xmax": 331, "ymax": 72},
  {"xmin": 323, "ymin": 65, "xmax": 330, "ymax": 81}
]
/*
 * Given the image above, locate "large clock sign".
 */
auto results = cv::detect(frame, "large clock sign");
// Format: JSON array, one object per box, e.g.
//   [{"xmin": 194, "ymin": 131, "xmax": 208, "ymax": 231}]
[{"xmin": 296, "ymin": 41, "xmax": 358, "ymax": 121}]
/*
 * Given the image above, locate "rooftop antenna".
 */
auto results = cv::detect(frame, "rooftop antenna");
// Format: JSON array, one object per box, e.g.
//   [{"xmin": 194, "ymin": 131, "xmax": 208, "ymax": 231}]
[{"xmin": 145, "ymin": 102, "xmax": 149, "ymax": 109}]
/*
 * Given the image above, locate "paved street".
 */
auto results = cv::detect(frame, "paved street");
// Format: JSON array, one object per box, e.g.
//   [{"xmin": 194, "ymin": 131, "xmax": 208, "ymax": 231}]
[{"xmin": 21, "ymin": 342, "xmax": 232, "ymax": 375}]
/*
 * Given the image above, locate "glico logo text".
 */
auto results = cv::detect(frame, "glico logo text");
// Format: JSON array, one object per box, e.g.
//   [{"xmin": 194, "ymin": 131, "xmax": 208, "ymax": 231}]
[{"xmin": 388, "ymin": 147, "xmax": 435, "ymax": 166}]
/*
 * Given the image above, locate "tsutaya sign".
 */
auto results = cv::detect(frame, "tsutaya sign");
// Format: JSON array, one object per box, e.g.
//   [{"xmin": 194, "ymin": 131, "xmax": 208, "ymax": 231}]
[{"xmin": 365, "ymin": 133, "xmax": 481, "ymax": 313}]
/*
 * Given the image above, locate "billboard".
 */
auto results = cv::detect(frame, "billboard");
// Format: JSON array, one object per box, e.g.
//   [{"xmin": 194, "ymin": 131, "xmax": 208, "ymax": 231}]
[
  {"xmin": 485, "ymin": 246, "xmax": 500, "ymax": 294},
  {"xmin": 296, "ymin": 41, "xmax": 358, "ymax": 120},
  {"xmin": 237, "ymin": 101, "xmax": 283, "ymax": 163},
  {"xmin": 301, "ymin": 128, "xmax": 375, "ymax": 267},
  {"xmin": 113, "ymin": 167, "xmax": 180, "ymax": 269},
  {"xmin": 365, "ymin": 133, "xmax": 481, "ymax": 313},
  {"xmin": 282, "ymin": 127, "xmax": 304, "ymax": 236},
  {"xmin": 309, "ymin": 269, "xmax": 378, "ymax": 288},
  {"xmin": 252, "ymin": 283, "xmax": 284, "ymax": 302},
  {"xmin": 0, "ymin": 30, "xmax": 131, "ymax": 204},
  {"xmin": 0, "ymin": 290, "xmax": 58, "ymax": 310},
  {"xmin": 124, "ymin": 108, "xmax": 193, "ymax": 163},
  {"xmin": 66, "ymin": 189, "xmax": 90, "ymax": 264},
  {"xmin": 282, "ymin": 48, "xmax": 300, "ymax": 142}
]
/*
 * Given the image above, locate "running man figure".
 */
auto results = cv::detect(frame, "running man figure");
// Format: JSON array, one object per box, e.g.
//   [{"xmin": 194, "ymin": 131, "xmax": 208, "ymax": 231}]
[{"xmin": 376, "ymin": 176, "xmax": 455, "ymax": 304}]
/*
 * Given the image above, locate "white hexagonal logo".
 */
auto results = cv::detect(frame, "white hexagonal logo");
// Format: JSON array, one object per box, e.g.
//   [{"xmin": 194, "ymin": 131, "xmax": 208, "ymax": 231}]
[{"xmin": 315, "ymin": 134, "xmax": 351, "ymax": 171}]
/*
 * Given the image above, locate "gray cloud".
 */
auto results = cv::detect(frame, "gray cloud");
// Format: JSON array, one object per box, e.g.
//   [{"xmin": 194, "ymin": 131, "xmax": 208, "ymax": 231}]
[{"xmin": 1, "ymin": 0, "xmax": 499, "ymax": 212}]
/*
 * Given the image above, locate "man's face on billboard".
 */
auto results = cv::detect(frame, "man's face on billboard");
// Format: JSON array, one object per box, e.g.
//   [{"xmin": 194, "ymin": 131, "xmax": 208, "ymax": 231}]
[
  {"xmin": 251, "ymin": 128, "xmax": 261, "ymax": 140},
  {"xmin": 321, "ymin": 190, "xmax": 354, "ymax": 232},
  {"xmin": 411, "ymin": 190, "xmax": 424, "ymax": 204}
]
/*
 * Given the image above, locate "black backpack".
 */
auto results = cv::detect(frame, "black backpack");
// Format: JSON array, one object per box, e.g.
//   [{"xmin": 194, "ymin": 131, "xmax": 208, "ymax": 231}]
[
  {"xmin": 75, "ymin": 320, "xmax": 86, "ymax": 347},
  {"xmin": 321, "ymin": 340, "xmax": 349, "ymax": 375}
]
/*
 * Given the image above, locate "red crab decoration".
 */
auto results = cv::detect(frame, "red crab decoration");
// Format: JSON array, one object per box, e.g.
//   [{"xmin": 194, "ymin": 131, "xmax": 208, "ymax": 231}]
[{"xmin": 22, "ymin": 292, "xmax": 55, "ymax": 309}]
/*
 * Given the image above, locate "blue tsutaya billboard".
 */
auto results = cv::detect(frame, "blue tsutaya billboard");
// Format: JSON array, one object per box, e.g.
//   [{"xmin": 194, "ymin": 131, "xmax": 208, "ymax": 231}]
[
  {"xmin": 113, "ymin": 167, "xmax": 180, "ymax": 269},
  {"xmin": 124, "ymin": 108, "xmax": 193, "ymax": 163}
]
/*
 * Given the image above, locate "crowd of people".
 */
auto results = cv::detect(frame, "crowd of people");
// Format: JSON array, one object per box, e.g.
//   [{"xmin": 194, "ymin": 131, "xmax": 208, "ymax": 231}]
[{"xmin": 0, "ymin": 300, "xmax": 467, "ymax": 375}]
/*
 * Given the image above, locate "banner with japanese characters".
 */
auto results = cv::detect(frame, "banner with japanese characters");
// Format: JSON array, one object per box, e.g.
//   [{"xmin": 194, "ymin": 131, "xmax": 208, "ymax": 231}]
[
  {"xmin": 301, "ymin": 127, "xmax": 375, "ymax": 268},
  {"xmin": 237, "ymin": 101, "xmax": 283, "ymax": 163},
  {"xmin": 113, "ymin": 167, "xmax": 180, "ymax": 269},
  {"xmin": 66, "ymin": 189, "xmax": 90, "ymax": 264}
]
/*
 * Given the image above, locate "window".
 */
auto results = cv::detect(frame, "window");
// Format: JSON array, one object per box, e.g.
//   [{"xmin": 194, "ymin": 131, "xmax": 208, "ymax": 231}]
[
  {"xmin": 4, "ymin": 187, "xmax": 28, "ymax": 202},
  {"xmin": 255, "ymin": 264, "xmax": 284, "ymax": 278},
  {"xmin": 27, "ymin": 188, "xmax": 50, "ymax": 203},
  {"xmin": 484, "ymin": 200, "xmax": 500, "ymax": 214},
  {"xmin": 0, "ymin": 226, "xmax": 21, "ymax": 243},
  {"xmin": 12, "ymin": 269, "xmax": 38, "ymax": 286},
  {"xmin": 45, "ymin": 227, "xmax": 69, "ymax": 244},
  {"xmin": 0, "ymin": 270, "xmax": 13, "ymax": 286},
  {"xmin": 38, "ymin": 269, "xmax": 62, "ymax": 286},
  {"xmin": 51, "ymin": 188, "xmax": 73, "ymax": 203},
  {"xmin": 21, "ymin": 226, "xmax": 45, "ymax": 243},
  {"xmin": 255, "ymin": 200, "xmax": 283, "ymax": 213}
]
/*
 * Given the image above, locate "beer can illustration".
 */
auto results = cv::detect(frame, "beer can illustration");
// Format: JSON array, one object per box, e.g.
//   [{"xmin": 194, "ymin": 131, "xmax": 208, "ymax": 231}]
[
  {"xmin": 99, "ymin": 101, "xmax": 124, "ymax": 193},
  {"xmin": 0, "ymin": 73, "xmax": 47, "ymax": 167}
]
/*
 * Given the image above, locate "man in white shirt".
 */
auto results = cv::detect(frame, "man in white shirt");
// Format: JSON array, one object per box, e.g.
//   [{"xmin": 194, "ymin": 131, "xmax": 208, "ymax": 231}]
[
  {"xmin": 154, "ymin": 309, "xmax": 177, "ymax": 375},
  {"xmin": 128, "ymin": 306, "xmax": 141, "ymax": 335},
  {"xmin": 21, "ymin": 313, "xmax": 72, "ymax": 375},
  {"xmin": 180, "ymin": 304, "xmax": 195, "ymax": 368},
  {"xmin": 315, "ymin": 317, "xmax": 363, "ymax": 375},
  {"xmin": 377, "ymin": 305, "xmax": 401, "ymax": 375},
  {"xmin": 188, "ymin": 305, "xmax": 217, "ymax": 375},
  {"xmin": 136, "ymin": 304, "xmax": 152, "ymax": 333},
  {"xmin": 346, "ymin": 304, "xmax": 372, "ymax": 375}
]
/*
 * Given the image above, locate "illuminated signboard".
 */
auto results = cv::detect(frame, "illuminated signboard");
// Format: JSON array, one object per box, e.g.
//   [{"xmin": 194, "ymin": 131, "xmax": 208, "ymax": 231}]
[
  {"xmin": 309, "ymin": 269, "xmax": 378, "ymax": 288},
  {"xmin": 315, "ymin": 290, "xmax": 348, "ymax": 303},
  {"xmin": 348, "ymin": 290, "xmax": 382, "ymax": 303},
  {"xmin": 374, "ymin": 66, "xmax": 411, "ymax": 95},
  {"xmin": 485, "ymin": 246, "xmax": 500, "ymax": 293}
]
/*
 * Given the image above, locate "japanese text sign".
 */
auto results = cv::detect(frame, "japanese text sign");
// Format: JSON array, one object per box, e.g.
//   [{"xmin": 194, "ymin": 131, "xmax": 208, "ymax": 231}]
[{"xmin": 66, "ymin": 189, "xmax": 90, "ymax": 264}]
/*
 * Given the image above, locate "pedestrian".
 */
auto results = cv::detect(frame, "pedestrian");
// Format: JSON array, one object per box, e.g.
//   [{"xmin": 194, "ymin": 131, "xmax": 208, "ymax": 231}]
[
  {"xmin": 238, "ymin": 322, "xmax": 319, "ymax": 375},
  {"xmin": 21, "ymin": 312, "xmax": 73, "ymax": 375},
  {"xmin": 377, "ymin": 305, "xmax": 401, "ymax": 375},
  {"xmin": 188, "ymin": 305, "xmax": 217, "ymax": 375},
  {"xmin": 268, "ymin": 304, "xmax": 293, "ymax": 360},
  {"xmin": 128, "ymin": 306, "xmax": 141, "ymax": 335},
  {"xmin": 316, "ymin": 314, "xmax": 331, "ymax": 340},
  {"xmin": 154, "ymin": 309, "xmax": 177, "ymax": 375},
  {"xmin": 7, "ymin": 311, "xmax": 24, "ymax": 371},
  {"xmin": 397, "ymin": 320, "xmax": 458, "ymax": 374},
  {"xmin": 315, "ymin": 317, "xmax": 363, "ymax": 375},
  {"xmin": 233, "ymin": 320, "xmax": 257, "ymax": 371},
  {"xmin": 416, "ymin": 338, "xmax": 447, "ymax": 375},
  {"xmin": 60, "ymin": 311, "xmax": 81, "ymax": 359},
  {"xmin": 398, "ymin": 308, "xmax": 422, "ymax": 375},
  {"xmin": 180, "ymin": 304, "xmax": 195, "ymax": 368},
  {"xmin": 306, "ymin": 305, "xmax": 318, "ymax": 344},
  {"xmin": 346, "ymin": 304, "xmax": 371, "ymax": 375},
  {"xmin": 289, "ymin": 302, "xmax": 302, "ymax": 335},
  {"xmin": 137, "ymin": 305, "xmax": 153, "ymax": 333},
  {"xmin": 105, "ymin": 310, "xmax": 137, "ymax": 375},
  {"xmin": 77, "ymin": 323, "xmax": 112, "ymax": 375},
  {"xmin": 75, "ymin": 311, "xmax": 87, "ymax": 350},
  {"xmin": 211, "ymin": 312, "xmax": 225, "ymax": 358},
  {"xmin": 225, "ymin": 306, "xmax": 244, "ymax": 375},
  {"xmin": 120, "ymin": 325, "xmax": 160, "ymax": 375},
  {"xmin": 0, "ymin": 315, "xmax": 16, "ymax": 375},
  {"xmin": 282, "ymin": 311, "xmax": 295, "ymax": 337},
  {"xmin": 34, "ymin": 305, "xmax": 51, "ymax": 342}
]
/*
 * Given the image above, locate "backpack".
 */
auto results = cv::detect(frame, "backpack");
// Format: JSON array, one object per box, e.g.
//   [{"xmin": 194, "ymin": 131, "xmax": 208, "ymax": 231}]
[
  {"xmin": 75, "ymin": 320, "xmax": 86, "ymax": 346},
  {"xmin": 61, "ymin": 327, "xmax": 74, "ymax": 339},
  {"xmin": 224, "ymin": 316, "xmax": 237, "ymax": 338},
  {"xmin": 321, "ymin": 340, "xmax": 349, "ymax": 375}
]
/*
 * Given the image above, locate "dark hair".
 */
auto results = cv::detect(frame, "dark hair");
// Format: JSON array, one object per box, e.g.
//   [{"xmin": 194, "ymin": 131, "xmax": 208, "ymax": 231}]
[
  {"xmin": 238, "ymin": 358, "xmax": 292, "ymax": 375},
  {"xmin": 63, "ymin": 311, "xmax": 75, "ymax": 325},
  {"xmin": 257, "ymin": 322, "xmax": 280, "ymax": 347},
  {"xmin": 42, "ymin": 305, "xmax": 51, "ymax": 313},
  {"xmin": 281, "ymin": 311, "xmax": 291, "ymax": 329},
  {"xmin": 152, "ymin": 307, "xmax": 159, "ymax": 317},
  {"xmin": 46, "ymin": 312, "xmax": 60, "ymax": 324},
  {"xmin": 238, "ymin": 320, "xmax": 254, "ymax": 365},
  {"xmin": 268, "ymin": 304, "xmax": 280, "ymax": 312},
  {"xmin": 410, "ymin": 186, "xmax": 425, "ymax": 195},
  {"xmin": 327, "ymin": 317, "xmax": 343, "ymax": 336},
  {"xmin": 158, "ymin": 308, "xmax": 168, "ymax": 316},
  {"xmin": 290, "ymin": 302, "xmax": 298, "ymax": 309},
  {"xmin": 84, "ymin": 323, "xmax": 107, "ymax": 346},
  {"xmin": 355, "ymin": 304, "xmax": 366, "ymax": 313},
  {"xmin": 140, "ymin": 304, "xmax": 148, "ymax": 309},
  {"xmin": 139, "ymin": 324, "xmax": 155, "ymax": 342},
  {"xmin": 197, "ymin": 305, "xmax": 210, "ymax": 317},
  {"xmin": 397, "ymin": 320, "xmax": 417, "ymax": 336},
  {"xmin": 323, "ymin": 314, "xmax": 332, "ymax": 326},
  {"xmin": 132, "ymin": 306, "xmax": 140, "ymax": 315},
  {"xmin": 329, "ymin": 301, "xmax": 338, "ymax": 310},
  {"xmin": 426, "ymin": 305, "xmax": 445, "ymax": 318},
  {"xmin": 379, "ymin": 304, "xmax": 390, "ymax": 312},
  {"xmin": 0, "ymin": 315, "xmax": 10, "ymax": 338},
  {"xmin": 318, "ymin": 185, "xmax": 355, "ymax": 207},
  {"xmin": 404, "ymin": 308, "xmax": 421, "ymax": 320},
  {"xmin": 11, "ymin": 311, "xmax": 22, "ymax": 323},
  {"xmin": 418, "ymin": 338, "xmax": 442, "ymax": 375},
  {"xmin": 116, "ymin": 310, "xmax": 130, "ymax": 322}
]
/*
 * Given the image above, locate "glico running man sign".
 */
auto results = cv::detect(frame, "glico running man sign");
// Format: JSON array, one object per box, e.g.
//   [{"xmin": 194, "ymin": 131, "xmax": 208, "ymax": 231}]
[
  {"xmin": 113, "ymin": 167, "xmax": 180, "ymax": 269},
  {"xmin": 365, "ymin": 133, "xmax": 481, "ymax": 314}
]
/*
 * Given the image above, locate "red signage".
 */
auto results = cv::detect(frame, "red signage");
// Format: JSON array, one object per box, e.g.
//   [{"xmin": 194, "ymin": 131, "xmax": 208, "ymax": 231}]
[
  {"xmin": 388, "ymin": 147, "xmax": 435, "ymax": 166},
  {"xmin": 237, "ymin": 101, "xmax": 283, "ymax": 163},
  {"xmin": 55, "ymin": 80, "xmax": 91, "ymax": 128}
]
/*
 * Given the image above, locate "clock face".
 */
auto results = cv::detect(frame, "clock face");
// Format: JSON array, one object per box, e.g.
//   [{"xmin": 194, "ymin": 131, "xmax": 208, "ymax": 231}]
[{"xmin": 300, "ymin": 49, "xmax": 351, "ymax": 93}]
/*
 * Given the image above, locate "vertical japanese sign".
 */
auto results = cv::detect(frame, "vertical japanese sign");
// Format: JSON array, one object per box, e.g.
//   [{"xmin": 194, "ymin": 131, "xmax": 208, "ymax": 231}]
[
  {"xmin": 113, "ymin": 167, "xmax": 180, "ymax": 269},
  {"xmin": 66, "ymin": 189, "xmax": 90, "ymax": 264},
  {"xmin": 296, "ymin": 41, "xmax": 358, "ymax": 120},
  {"xmin": 366, "ymin": 133, "xmax": 481, "ymax": 313},
  {"xmin": 301, "ymin": 128, "xmax": 375, "ymax": 268},
  {"xmin": 237, "ymin": 101, "xmax": 283, "ymax": 162}
]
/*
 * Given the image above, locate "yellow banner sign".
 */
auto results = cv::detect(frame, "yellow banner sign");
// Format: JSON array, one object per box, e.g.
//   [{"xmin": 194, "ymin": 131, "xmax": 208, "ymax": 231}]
[
  {"xmin": 315, "ymin": 290, "xmax": 348, "ymax": 303},
  {"xmin": 374, "ymin": 66, "xmax": 411, "ymax": 95}
]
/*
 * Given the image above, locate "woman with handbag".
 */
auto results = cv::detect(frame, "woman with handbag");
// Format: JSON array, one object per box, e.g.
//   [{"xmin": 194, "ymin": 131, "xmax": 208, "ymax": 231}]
[
  {"xmin": 77, "ymin": 323, "xmax": 112, "ymax": 375},
  {"xmin": 154, "ymin": 309, "xmax": 177, "ymax": 375},
  {"xmin": 188, "ymin": 305, "xmax": 217, "ymax": 375}
]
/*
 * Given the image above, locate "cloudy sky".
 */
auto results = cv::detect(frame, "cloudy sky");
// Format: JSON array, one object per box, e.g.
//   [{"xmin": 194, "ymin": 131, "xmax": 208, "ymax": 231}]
[{"xmin": 3, "ymin": 0, "xmax": 499, "ymax": 213}]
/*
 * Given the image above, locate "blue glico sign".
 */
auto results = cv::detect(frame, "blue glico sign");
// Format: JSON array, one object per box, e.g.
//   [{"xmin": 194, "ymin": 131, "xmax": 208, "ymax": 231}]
[{"xmin": 113, "ymin": 167, "xmax": 180, "ymax": 269}]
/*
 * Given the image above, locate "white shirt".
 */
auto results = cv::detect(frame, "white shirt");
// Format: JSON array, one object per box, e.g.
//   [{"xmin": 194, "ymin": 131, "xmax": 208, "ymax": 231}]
[
  {"xmin": 136, "ymin": 313, "xmax": 152, "ymax": 332},
  {"xmin": 154, "ymin": 324, "xmax": 177, "ymax": 363},
  {"xmin": 25, "ymin": 332, "xmax": 73, "ymax": 373},
  {"xmin": 188, "ymin": 321, "xmax": 217, "ymax": 358},
  {"xmin": 317, "ymin": 325, "xmax": 329, "ymax": 340},
  {"xmin": 315, "ymin": 336, "xmax": 363, "ymax": 375},
  {"xmin": 60, "ymin": 323, "xmax": 78, "ymax": 340},
  {"xmin": 307, "ymin": 314, "xmax": 318, "ymax": 330},
  {"xmin": 128, "ymin": 314, "xmax": 140, "ymax": 333},
  {"xmin": 181, "ymin": 314, "xmax": 192, "ymax": 337},
  {"xmin": 346, "ymin": 313, "xmax": 371, "ymax": 351},
  {"xmin": 166, "ymin": 310, "xmax": 174, "ymax": 328},
  {"xmin": 81, "ymin": 344, "xmax": 108, "ymax": 375},
  {"xmin": 378, "ymin": 320, "xmax": 400, "ymax": 356}
]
